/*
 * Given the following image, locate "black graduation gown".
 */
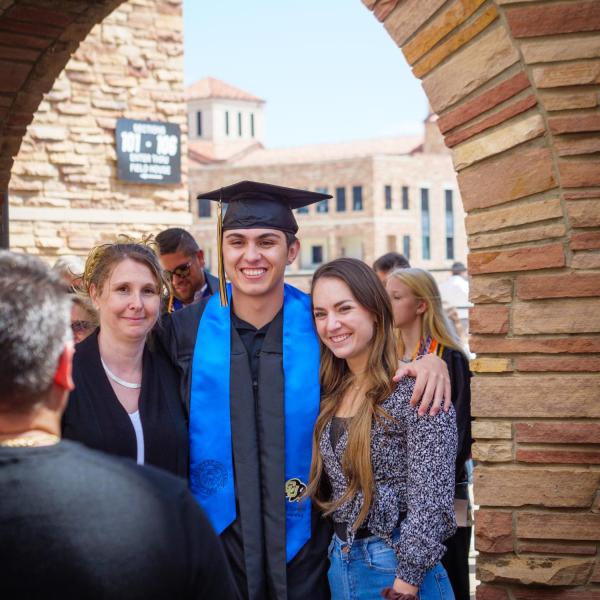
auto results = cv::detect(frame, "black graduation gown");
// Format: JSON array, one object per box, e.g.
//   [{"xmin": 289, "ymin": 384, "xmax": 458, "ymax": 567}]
[
  {"xmin": 157, "ymin": 301, "xmax": 331, "ymax": 600},
  {"xmin": 62, "ymin": 330, "xmax": 188, "ymax": 478}
]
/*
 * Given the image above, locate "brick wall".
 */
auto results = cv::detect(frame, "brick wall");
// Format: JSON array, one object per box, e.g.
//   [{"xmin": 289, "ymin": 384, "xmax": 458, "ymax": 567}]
[
  {"xmin": 6, "ymin": 0, "xmax": 189, "ymax": 259},
  {"xmin": 362, "ymin": 0, "xmax": 600, "ymax": 595}
]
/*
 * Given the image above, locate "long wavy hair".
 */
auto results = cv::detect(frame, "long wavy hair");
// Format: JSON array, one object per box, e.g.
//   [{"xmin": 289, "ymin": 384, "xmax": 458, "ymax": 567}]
[
  {"xmin": 387, "ymin": 267, "xmax": 466, "ymax": 358},
  {"xmin": 306, "ymin": 258, "xmax": 398, "ymax": 528}
]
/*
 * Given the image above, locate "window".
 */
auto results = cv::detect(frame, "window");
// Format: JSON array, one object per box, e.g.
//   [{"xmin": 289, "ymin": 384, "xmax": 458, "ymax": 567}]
[
  {"xmin": 238, "ymin": 112, "xmax": 242, "ymax": 136},
  {"xmin": 336, "ymin": 187, "xmax": 346, "ymax": 212},
  {"xmin": 421, "ymin": 188, "xmax": 431, "ymax": 260},
  {"xmin": 445, "ymin": 189, "xmax": 455, "ymax": 260},
  {"xmin": 384, "ymin": 185, "xmax": 392, "ymax": 210},
  {"xmin": 352, "ymin": 186, "xmax": 363, "ymax": 211},
  {"xmin": 196, "ymin": 111, "xmax": 202, "ymax": 137},
  {"xmin": 402, "ymin": 186, "xmax": 409, "ymax": 210},
  {"xmin": 403, "ymin": 235, "xmax": 411, "ymax": 260},
  {"xmin": 315, "ymin": 186, "xmax": 329, "ymax": 213},
  {"xmin": 198, "ymin": 198, "xmax": 211, "ymax": 218},
  {"xmin": 250, "ymin": 113, "xmax": 255, "ymax": 137},
  {"xmin": 225, "ymin": 111, "xmax": 229, "ymax": 135},
  {"xmin": 312, "ymin": 245, "xmax": 323, "ymax": 265},
  {"xmin": 296, "ymin": 206, "xmax": 309, "ymax": 214}
]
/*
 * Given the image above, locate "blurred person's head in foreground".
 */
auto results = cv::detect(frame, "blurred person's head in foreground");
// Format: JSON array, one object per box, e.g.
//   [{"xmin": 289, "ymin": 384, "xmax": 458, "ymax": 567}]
[
  {"xmin": 0, "ymin": 251, "xmax": 74, "ymax": 442},
  {"xmin": 451, "ymin": 261, "xmax": 467, "ymax": 278},
  {"xmin": 81, "ymin": 237, "xmax": 169, "ymax": 346},
  {"xmin": 372, "ymin": 252, "xmax": 410, "ymax": 282},
  {"xmin": 52, "ymin": 255, "xmax": 85, "ymax": 292},
  {"xmin": 70, "ymin": 296, "xmax": 98, "ymax": 344},
  {"xmin": 155, "ymin": 228, "xmax": 206, "ymax": 306}
]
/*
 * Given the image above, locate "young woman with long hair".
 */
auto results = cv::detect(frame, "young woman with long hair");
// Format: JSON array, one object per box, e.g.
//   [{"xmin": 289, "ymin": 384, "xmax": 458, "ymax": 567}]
[
  {"xmin": 386, "ymin": 268, "xmax": 472, "ymax": 600},
  {"xmin": 307, "ymin": 258, "xmax": 457, "ymax": 600}
]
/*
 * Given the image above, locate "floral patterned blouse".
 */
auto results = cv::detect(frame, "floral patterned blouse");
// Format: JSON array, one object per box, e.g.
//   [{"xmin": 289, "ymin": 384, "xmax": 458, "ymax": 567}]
[{"xmin": 320, "ymin": 379, "xmax": 457, "ymax": 586}]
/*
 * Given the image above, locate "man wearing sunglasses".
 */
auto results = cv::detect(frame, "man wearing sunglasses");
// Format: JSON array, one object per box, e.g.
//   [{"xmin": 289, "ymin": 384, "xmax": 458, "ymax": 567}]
[{"xmin": 156, "ymin": 228, "xmax": 219, "ymax": 312}]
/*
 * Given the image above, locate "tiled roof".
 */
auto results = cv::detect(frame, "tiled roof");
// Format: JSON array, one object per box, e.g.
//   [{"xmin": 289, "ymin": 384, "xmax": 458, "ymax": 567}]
[
  {"xmin": 188, "ymin": 139, "xmax": 264, "ymax": 163},
  {"xmin": 186, "ymin": 77, "xmax": 265, "ymax": 103},
  {"xmin": 230, "ymin": 135, "xmax": 423, "ymax": 166}
]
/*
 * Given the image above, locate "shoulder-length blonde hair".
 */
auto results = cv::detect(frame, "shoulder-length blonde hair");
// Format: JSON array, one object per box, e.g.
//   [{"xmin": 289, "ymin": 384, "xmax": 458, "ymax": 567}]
[
  {"xmin": 306, "ymin": 258, "xmax": 397, "ymax": 528},
  {"xmin": 388, "ymin": 267, "xmax": 466, "ymax": 358}
]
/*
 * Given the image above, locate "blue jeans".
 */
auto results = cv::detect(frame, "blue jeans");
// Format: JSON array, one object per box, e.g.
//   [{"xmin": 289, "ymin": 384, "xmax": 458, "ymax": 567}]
[{"xmin": 328, "ymin": 532, "xmax": 455, "ymax": 600}]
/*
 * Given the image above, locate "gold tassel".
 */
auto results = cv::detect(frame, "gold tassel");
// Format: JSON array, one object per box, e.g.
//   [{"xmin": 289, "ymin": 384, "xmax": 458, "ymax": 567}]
[{"xmin": 217, "ymin": 196, "xmax": 228, "ymax": 307}]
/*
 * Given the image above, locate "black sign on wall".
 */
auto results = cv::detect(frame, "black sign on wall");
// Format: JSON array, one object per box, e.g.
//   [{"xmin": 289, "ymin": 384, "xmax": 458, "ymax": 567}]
[{"xmin": 116, "ymin": 119, "xmax": 181, "ymax": 185}]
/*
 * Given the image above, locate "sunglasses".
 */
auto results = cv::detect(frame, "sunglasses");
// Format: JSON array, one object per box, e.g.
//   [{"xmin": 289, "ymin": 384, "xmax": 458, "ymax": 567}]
[
  {"xmin": 164, "ymin": 260, "xmax": 192, "ymax": 281},
  {"xmin": 71, "ymin": 320, "xmax": 94, "ymax": 334}
]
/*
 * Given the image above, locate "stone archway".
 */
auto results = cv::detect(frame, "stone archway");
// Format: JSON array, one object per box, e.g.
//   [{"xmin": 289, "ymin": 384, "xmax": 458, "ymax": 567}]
[
  {"xmin": 2, "ymin": 0, "xmax": 600, "ymax": 596},
  {"xmin": 362, "ymin": 0, "xmax": 600, "ymax": 597},
  {"xmin": 0, "ymin": 0, "xmax": 129, "ymax": 244}
]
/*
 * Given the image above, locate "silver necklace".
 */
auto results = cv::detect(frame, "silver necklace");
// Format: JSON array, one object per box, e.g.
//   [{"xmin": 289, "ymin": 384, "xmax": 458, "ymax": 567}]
[{"xmin": 101, "ymin": 357, "xmax": 141, "ymax": 389}]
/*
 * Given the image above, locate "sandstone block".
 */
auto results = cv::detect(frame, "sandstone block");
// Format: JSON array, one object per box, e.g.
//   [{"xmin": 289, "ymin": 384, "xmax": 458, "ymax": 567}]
[
  {"xmin": 560, "ymin": 158, "xmax": 600, "ymax": 187},
  {"xmin": 519, "ymin": 355, "xmax": 600, "ymax": 372},
  {"xmin": 373, "ymin": 0, "xmax": 401, "ymax": 21},
  {"xmin": 516, "ymin": 512, "xmax": 600, "ymax": 541},
  {"xmin": 438, "ymin": 71, "xmax": 530, "ymax": 134},
  {"xmin": 570, "ymin": 231, "xmax": 600, "ymax": 251},
  {"xmin": 383, "ymin": 0, "xmax": 446, "ymax": 47},
  {"xmin": 518, "ymin": 541, "xmax": 597, "ymax": 556},
  {"xmin": 402, "ymin": 0, "xmax": 487, "ymax": 65},
  {"xmin": 453, "ymin": 112, "xmax": 545, "ymax": 170},
  {"xmin": 472, "ymin": 374, "xmax": 600, "ymax": 417},
  {"xmin": 472, "ymin": 420, "xmax": 512, "ymax": 440},
  {"xmin": 470, "ymin": 358, "xmax": 512, "ymax": 373},
  {"xmin": 513, "ymin": 298, "xmax": 600, "ymax": 335},
  {"xmin": 422, "ymin": 26, "xmax": 519, "ymax": 113},
  {"xmin": 516, "ymin": 422, "xmax": 600, "ymax": 444},
  {"xmin": 468, "ymin": 243, "xmax": 565, "ymax": 275},
  {"xmin": 541, "ymin": 90, "xmax": 598, "ymax": 111},
  {"xmin": 555, "ymin": 135, "xmax": 600, "ymax": 158},
  {"xmin": 0, "ymin": 59, "xmax": 32, "ymax": 93},
  {"xmin": 506, "ymin": 1, "xmax": 600, "ymax": 38},
  {"xmin": 567, "ymin": 199, "xmax": 600, "ymax": 228},
  {"xmin": 466, "ymin": 198, "xmax": 562, "ymax": 234},
  {"xmin": 521, "ymin": 35, "xmax": 600, "ymax": 64},
  {"xmin": 571, "ymin": 251, "xmax": 600, "ymax": 269},
  {"xmin": 549, "ymin": 112, "xmax": 600, "ymax": 135},
  {"xmin": 0, "ymin": 31, "xmax": 52, "ymax": 51},
  {"xmin": 5, "ymin": 5, "xmax": 75, "ymax": 27},
  {"xmin": 475, "ymin": 509, "xmax": 513, "ymax": 552},
  {"xmin": 470, "ymin": 276, "xmax": 513, "ymax": 303},
  {"xmin": 457, "ymin": 146, "xmax": 556, "ymax": 210},
  {"xmin": 516, "ymin": 448, "xmax": 600, "ymax": 464},
  {"xmin": 28, "ymin": 125, "xmax": 68, "ymax": 141},
  {"xmin": 517, "ymin": 273, "xmax": 600, "ymax": 300},
  {"xmin": 533, "ymin": 59, "xmax": 600, "ymax": 88},
  {"xmin": 477, "ymin": 555, "xmax": 593, "ymax": 586},
  {"xmin": 56, "ymin": 102, "xmax": 88, "ymax": 116},
  {"xmin": 472, "ymin": 441, "xmax": 512, "ymax": 462},
  {"xmin": 445, "ymin": 94, "xmax": 537, "ymax": 148},
  {"xmin": 412, "ymin": 6, "xmax": 499, "ymax": 79},
  {"xmin": 476, "ymin": 586, "xmax": 509, "ymax": 600},
  {"xmin": 469, "ymin": 224, "xmax": 566, "ymax": 250},
  {"xmin": 474, "ymin": 467, "xmax": 600, "ymax": 508},
  {"xmin": 469, "ymin": 305, "xmax": 509, "ymax": 334},
  {"xmin": 49, "ymin": 153, "xmax": 89, "ymax": 166}
]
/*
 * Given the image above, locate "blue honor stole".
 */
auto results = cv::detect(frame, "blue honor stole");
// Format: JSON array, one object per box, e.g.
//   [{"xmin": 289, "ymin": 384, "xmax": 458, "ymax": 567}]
[{"xmin": 189, "ymin": 284, "xmax": 321, "ymax": 562}]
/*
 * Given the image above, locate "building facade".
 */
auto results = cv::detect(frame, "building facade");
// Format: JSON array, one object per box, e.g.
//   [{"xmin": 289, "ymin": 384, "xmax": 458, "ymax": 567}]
[{"xmin": 187, "ymin": 78, "xmax": 467, "ymax": 290}]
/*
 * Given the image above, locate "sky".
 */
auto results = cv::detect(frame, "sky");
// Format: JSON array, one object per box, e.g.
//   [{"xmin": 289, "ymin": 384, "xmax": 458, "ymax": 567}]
[{"xmin": 183, "ymin": 1, "xmax": 428, "ymax": 148}]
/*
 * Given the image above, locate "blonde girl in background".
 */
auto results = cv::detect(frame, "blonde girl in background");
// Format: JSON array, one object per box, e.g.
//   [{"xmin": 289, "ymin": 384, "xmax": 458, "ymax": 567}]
[{"xmin": 386, "ymin": 268, "xmax": 472, "ymax": 600}]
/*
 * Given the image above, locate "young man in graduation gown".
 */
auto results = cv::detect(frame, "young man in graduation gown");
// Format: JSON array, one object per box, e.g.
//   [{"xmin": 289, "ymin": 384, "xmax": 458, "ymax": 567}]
[{"xmin": 158, "ymin": 181, "xmax": 452, "ymax": 600}]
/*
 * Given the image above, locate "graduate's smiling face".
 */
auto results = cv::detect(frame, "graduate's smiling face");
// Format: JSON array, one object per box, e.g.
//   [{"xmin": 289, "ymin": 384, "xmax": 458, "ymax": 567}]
[
  {"xmin": 222, "ymin": 228, "xmax": 299, "ymax": 300},
  {"xmin": 312, "ymin": 276, "xmax": 376, "ymax": 372},
  {"xmin": 90, "ymin": 258, "xmax": 161, "ymax": 343}
]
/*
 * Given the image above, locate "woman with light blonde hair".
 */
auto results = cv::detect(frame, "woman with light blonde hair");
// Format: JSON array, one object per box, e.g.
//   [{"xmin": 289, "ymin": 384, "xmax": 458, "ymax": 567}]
[
  {"xmin": 62, "ymin": 238, "xmax": 188, "ymax": 477},
  {"xmin": 308, "ymin": 258, "xmax": 457, "ymax": 600},
  {"xmin": 386, "ymin": 267, "xmax": 472, "ymax": 600}
]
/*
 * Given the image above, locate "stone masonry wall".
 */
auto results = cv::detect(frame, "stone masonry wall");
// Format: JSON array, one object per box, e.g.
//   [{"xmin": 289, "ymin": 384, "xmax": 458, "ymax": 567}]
[
  {"xmin": 362, "ymin": 0, "xmax": 600, "ymax": 597},
  {"xmin": 8, "ymin": 0, "xmax": 189, "ymax": 259}
]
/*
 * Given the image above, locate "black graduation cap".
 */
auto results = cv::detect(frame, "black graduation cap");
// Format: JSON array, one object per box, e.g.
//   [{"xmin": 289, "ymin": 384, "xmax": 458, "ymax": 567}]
[
  {"xmin": 197, "ymin": 180, "xmax": 331, "ymax": 234},
  {"xmin": 197, "ymin": 180, "xmax": 332, "ymax": 306}
]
